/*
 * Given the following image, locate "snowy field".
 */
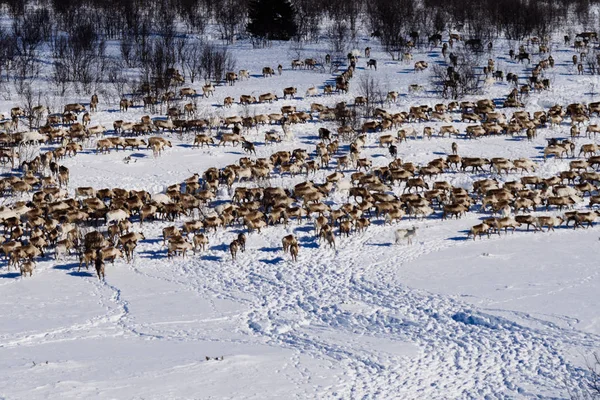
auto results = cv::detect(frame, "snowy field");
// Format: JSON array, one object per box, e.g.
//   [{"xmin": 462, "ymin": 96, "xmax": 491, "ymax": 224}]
[{"xmin": 2, "ymin": 30, "xmax": 600, "ymax": 399}]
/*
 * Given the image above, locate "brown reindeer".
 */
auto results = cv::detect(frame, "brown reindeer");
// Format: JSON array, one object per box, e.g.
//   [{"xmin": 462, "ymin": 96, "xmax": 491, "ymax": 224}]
[
  {"xmin": 90, "ymin": 94, "xmax": 98, "ymax": 112},
  {"xmin": 237, "ymin": 233, "xmax": 246, "ymax": 252},
  {"xmin": 289, "ymin": 243, "xmax": 299, "ymax": 262},
  {"xmin": 95, "ymin": 251, "xmax": 105, "ymax": 280},
  {"xmin": 229, "ymin": 239, "xmax": 240, "ymax": 260},
  {"xmin": 282, "ymin": 234, "xmax": 298, "ymax": 253}
]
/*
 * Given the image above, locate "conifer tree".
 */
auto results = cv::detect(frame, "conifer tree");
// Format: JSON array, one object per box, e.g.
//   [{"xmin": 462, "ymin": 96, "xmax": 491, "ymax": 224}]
[{"xmin": 247, "ymin": 0, "xmax": 298, "ymax": 41}]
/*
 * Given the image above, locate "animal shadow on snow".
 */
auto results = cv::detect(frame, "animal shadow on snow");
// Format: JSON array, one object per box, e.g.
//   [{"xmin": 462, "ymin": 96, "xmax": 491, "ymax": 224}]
[
  {"xmin": 0, "ymin": 272, "xmax": 20, "ymax": 279},
  {"xmin": 53, "ymin": 261, "xmax": 80, "ymax": 271},
  {"xmin": 294, "ymin": 225, "xmax": 313, "ymax": 234},
  {"xmin": 259, "ymin": 246, "xmax": 280, "ymax": 253},
  {"xmin": 371, "ymin": 153, "xmax": 388, "ymax": 159},
  {"xmin": 446, "ymin": 234, "xmax": 469, "ymax": 241},
  {"xmin": 210, "ymin": 243, "xmax": 229, "ymax": 252},
  {"xmin": 139, "ymin": 249, "xmax": 165, "ymax": 259},
  {"xmin": 298, "ymin": 236, "xmax": 319, "ymax": 248},
  {"xmin": 370, "ymin": 219, "xmax": 387, "ymax": 226},
  {"xmin": 259, "ymin": 256, "xmax": 284, "ymax": 264},
  {"xmin": 201, "ymin": 254, "xmax": 222, "ymax": 262},
  {"xmin": 365, "ymin": 242, "xmax": 392, "ymax": 247},
  {"xmin": 68, "ymin": 270, "xmax": 95, "ymax": 278}
]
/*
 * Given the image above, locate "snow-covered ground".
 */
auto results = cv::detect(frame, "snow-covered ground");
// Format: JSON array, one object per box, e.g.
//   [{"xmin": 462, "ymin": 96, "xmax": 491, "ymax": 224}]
[{"xmin": 1, "ymin": 31, "xmax": 600, "ymax": 399}]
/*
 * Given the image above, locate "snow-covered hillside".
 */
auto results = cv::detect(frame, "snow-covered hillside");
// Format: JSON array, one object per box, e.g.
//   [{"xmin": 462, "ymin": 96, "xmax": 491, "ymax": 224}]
[{"xmin": 1, "ymin": 30, "xmax": 600, "ymax": 400}]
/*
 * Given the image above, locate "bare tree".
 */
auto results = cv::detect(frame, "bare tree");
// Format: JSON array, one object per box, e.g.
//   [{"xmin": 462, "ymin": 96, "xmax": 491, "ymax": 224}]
[
  {"xmin": 0, "ymin": 28, "xmax": 16, "ymax": 82},
  {"xmin": 294, "ymin": 0, "xmax": 322, "ymax": 42},
  {"xmin": 12, "ymin": 55, "xmax": 39, "ymax": 96},
  {"xmin": 149, "ymin": 38, "xmax": 177, "ymax": 97},
  {"xmin": 213, "ymin": 48, "xmax": 236, "ymax": 84},
  {"xmin": 564, "ymin": 353, "xmax": 600, "ymax": 400},
  {"xmin": 49, "ymin": 21, "xmax": 107, "ymax": 95},
  {"xmin": 178, "ymin": 0, "xmax": 208, "ymax": 34},
  {"xmin": 183, "ymin": 40, "xmax": 204, "ymax": 84},
  {"xmin": 326, "ymin": 0, "xmax": 362, "ymax": 40},
  {"xmin": 107, "ymin": 60, "xmax": 128, "ymax": 103},
  {"xmin": 120, "ymin": 35, "xmax": 136, "ymax": 68},
  {"xmin": 587, "ymin": 51, "xmax": 599, "ymax": 76},
  {"xmin": 431, "ymin": 49, "xmax": 482, "ymax": 99},
  {"xmin": 19, "ymin": 84, "xmax": 43, "ymax": 129},
  {"xmin": 357, "ymin": 74, "xmax": 385, "ymax": 118},
  {"xmin": 51, "ymin": 60, "xmax": 69, "ymax": 97},
  {"xmin": 10, "ymin": 11, "xmax": 45, "ymax": 94},
  {"xmin": 215, "ymin": 0, "xmax": 245, "ymax": 44},
  {"xmin": 367, "ymin": 0, "xmax": 414, "ymax": 60},
  {"xmin": 326, "ymin": 21, "xmax": 349, "ymax": 64},
  {"xmin": 200, "ymin": 44, "xmax": 236, "ymax": 84},
  {"xmin": 12, "ymin": 10, "xmax": 44, "ymax": 63}
]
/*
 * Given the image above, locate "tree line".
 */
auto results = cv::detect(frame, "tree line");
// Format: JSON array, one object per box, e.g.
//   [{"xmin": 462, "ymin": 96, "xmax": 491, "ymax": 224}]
[{"xmin": 0, "ymin": 0, "xmax": 596, "ymax": 102}]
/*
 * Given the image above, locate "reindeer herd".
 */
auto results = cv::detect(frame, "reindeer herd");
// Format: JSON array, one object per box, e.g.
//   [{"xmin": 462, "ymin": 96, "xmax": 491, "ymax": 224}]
[{"xmin": 0, "ymin": 31, "xmax": 599, "ymax": 279}]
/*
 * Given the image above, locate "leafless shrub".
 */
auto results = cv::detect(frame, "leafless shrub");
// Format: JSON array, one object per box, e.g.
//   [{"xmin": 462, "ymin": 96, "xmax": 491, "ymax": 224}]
[
  {"xmin": 182, "ymin": 40, "xmax": 204, "ymax": 84},
  {"xmin": 120, "ymin": 36, "xmax": 136, "ymax": 68},
  {"xmin": 564, "ymin": 353, "xmax": 600, "ymax": 400},
  {"xmin": 200, "ymin": 45, "xmax": 236, "ymax": 84},
  {"xmin": 431, "ymin": 49, "xmax": 482, "ymax": 99},
  {"xmin": 326, "ymin": 21, "xmax": 349, "ymax": 63},
  {"xmin": 19, "ymin": 84, "xmax": 43, "ymax": 129},
  {"xmin": 107, "ymin": 60, "xmax": 128, "ymax": 103},
  {"xmin": 357, "ymin": 74, "xmax": 385, "ymax": 117},
  {"xmin": 587, "ymin": 51, "xmax": 599, "ymax": 76},
  {"xmin": 215, "ymin": 0, "xmax": 246, "ymax": 44},
  {"xmin": 367, "ymin": 0, "xmax": 414, "ymax": 61}
]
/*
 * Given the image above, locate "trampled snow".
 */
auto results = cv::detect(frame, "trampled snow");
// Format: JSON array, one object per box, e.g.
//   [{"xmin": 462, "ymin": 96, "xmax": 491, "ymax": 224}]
[{"xmin": 1, "ymin": 29, "xmax": 600, "ymax": 399}]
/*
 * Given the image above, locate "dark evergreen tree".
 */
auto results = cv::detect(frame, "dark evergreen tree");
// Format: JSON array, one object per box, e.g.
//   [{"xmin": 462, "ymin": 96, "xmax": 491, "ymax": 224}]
[{"xmin": 247, "ymin": 0, "xmax": 298, "ymax": 41}]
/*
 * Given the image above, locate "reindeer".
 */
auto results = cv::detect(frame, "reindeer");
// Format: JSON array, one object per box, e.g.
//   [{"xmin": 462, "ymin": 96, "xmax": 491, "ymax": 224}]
[
  {"xmin": 282, "ymin": 234, "xmax": 298, "ymax": 253},
  {"xmin": 289, "ymin": 243, "xmax": 299, "ymax": 261},
  {"xmin": 414, "ymin": 61, "xmax": 428, "ymax": 72},
  {"xmin": 262, "ymin": 67, "xmax": 275, "ymax": 77},
  {"xmin": 395, "ymin": 227, "xmax": 417, "ymax": 245},
  {"xmin": 202, "ymin": 82, "xmax": 215, "ymax": 97},
  {"xmin": 225, "ymin": 72, "xmax": 237, "ymax": 85},
  {"xmin": 229, "ymin": 239, "xmax": 240, "ymax": 260},
  {"xmin": 94, "ymin": 252, "xmax": 105, "ymax": 280}
]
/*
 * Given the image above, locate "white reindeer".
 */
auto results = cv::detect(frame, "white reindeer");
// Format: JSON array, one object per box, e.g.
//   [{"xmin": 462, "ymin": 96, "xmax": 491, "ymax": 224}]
[{"xmin": 395, "ymin": 227, "xmax": 417, "ymax": 245}]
